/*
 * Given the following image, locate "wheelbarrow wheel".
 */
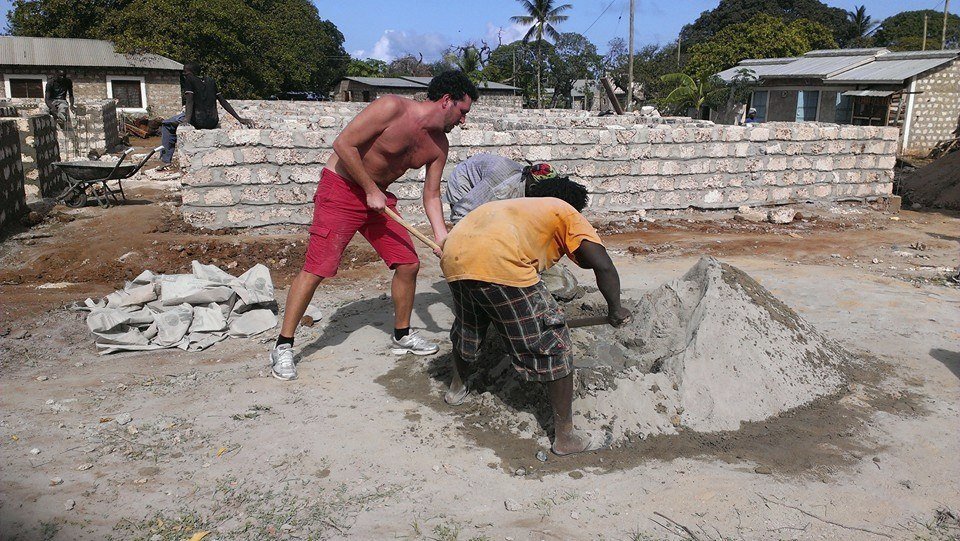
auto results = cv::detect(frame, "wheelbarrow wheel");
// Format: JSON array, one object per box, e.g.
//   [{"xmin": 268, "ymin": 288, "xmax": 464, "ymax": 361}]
[{"xmin": 62, "ymin": 187, "xmax": 87, "ymax": 208}]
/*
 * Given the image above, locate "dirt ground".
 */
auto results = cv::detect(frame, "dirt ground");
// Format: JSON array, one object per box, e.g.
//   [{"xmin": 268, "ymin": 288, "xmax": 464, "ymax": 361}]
[{"xmin": 1, "ymin": 186, "xmax": 958, "ymax": 541}]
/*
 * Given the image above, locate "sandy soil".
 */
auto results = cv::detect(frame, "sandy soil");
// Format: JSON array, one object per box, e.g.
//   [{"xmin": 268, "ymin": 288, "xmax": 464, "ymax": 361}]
[{"xmin": 1, "ymin": 188, "xmax": 958, "ymax": 541}]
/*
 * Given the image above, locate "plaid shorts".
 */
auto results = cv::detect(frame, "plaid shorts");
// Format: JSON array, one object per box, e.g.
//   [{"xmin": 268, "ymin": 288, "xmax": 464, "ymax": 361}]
[{"xmin": 448, "ymin": 280, "xmax": 572, "ymax": 382}]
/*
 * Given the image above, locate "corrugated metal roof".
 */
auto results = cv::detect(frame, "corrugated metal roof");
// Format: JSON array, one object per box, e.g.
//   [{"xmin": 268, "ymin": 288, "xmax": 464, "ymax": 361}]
[
  {"xmin": 842, "ymin": 89, "xmax": 896, "ymax": 97},
  {"xmin": 716, "ymin": 59, "xmax": 793, "ymax": 82},
  {"xmin": 827, "ymin": 50, "xmax": 959, "ymax": 84},
  {"xmin": 761, "ymin": 50, "xmax": 883, "ymax": 78},
  {"xmin": 0, "ymin": 36, "xmax": 182, "ymax": 70},
  {"xmin": 345, "ymin": 77, "xmax": 427, "ymax": 88},
  {"xmin": 476, "ymin": 80, "xmax": 519, "ymax": 91},
  {"xmin": 398, "ymin": 76, "xmax": 518, "ymax": 91},
  {"xmin": 399, "ymin": 76, "xmax": 433, "ymax": 85}
]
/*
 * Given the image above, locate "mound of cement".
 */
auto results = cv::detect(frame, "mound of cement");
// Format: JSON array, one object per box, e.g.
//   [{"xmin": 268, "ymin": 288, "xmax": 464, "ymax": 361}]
[
  {"xmin": 897, "ymin": 151, "xmax": 960, "ymax": 210},
  {"xmin": 461, "ymin": 257, "xmax": 850, "ymax": 443}
]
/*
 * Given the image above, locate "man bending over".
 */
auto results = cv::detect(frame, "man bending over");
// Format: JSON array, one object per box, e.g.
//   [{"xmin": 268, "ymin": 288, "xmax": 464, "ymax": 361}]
[
  {"xmin": 440, "ymin": 179, "xmax": 632, "ymax": 455},
  {"xmin": 269, "ymin": 71, "xmax": 479, "ymax": 381}
]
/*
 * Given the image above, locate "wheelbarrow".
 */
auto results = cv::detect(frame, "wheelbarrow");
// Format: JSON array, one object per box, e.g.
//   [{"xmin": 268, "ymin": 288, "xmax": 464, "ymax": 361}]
[{"xmin": 53, "ymin": 145, "xmax": 163, "ymax": 208}]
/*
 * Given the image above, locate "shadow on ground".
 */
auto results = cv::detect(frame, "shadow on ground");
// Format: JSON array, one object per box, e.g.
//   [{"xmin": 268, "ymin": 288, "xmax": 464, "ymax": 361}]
[{"xmin": 929, "ymin": 348, "xmax": 960, "ymax": 380}]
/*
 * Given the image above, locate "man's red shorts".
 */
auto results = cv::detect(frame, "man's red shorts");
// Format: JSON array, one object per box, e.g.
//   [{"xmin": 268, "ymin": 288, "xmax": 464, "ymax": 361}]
[{"xmin": 303, "ymin": 168, "xmax": 419, "ymax": 277}]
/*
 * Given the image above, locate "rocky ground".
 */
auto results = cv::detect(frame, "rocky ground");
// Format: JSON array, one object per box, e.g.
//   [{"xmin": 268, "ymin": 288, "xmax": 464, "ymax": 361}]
[{"xmin": 1, "ymin": 186, "xmax": 958, "ymax": 540}]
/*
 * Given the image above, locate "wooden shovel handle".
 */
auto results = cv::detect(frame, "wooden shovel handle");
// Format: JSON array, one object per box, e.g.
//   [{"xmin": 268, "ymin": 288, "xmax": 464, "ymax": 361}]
[{"xmin": 383, "ymin": 207, "xmax": 442, "ymax": 256}]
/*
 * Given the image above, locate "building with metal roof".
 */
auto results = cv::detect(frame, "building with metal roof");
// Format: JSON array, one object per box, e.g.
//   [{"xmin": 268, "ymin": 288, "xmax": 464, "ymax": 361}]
[
  {"xmin": 1, "ymin": 36, "xmax": 183, "ymax": 117},
  {"xmin": 712, "ymin": 48, "xmax": 960, "ymax": 154},
  {"xmin": 333, "ymin": 75, "xmax": 522, "ymax": 107}
]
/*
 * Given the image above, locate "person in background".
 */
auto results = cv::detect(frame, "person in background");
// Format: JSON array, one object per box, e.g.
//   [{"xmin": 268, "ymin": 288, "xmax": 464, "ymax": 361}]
[{"xmin": 157, "ymin": 62, "xmax": 254, "ymax": 171}]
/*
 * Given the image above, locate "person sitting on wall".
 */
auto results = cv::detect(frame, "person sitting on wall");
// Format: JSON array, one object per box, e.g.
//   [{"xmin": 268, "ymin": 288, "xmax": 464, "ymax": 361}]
[
  {"xmin": 45, "ymin": 69, "xmax": 79, "ymax": 154},
  {"xmin": 157, "ymin": 62, "xmax": 254, "ymax": 171}
]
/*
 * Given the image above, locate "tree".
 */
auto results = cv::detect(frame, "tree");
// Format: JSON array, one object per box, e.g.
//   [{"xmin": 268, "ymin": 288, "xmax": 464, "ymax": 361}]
[
  {"xmin": 384, "ymin": 54, "xmax": 433, "ymax": 77},
  {"xmin": 511, "ymin": 0, "xmax": 572, "ymax": 108},
  {"xmin": 347, "ymin": 58, "xmax": 388, "ymax": 77},
  {"xmin": 481, "ymin": 40, "xmax": 540, "ymax": 105},
  {"xmin": 680, "ymin": 0, "xmax": 855, "ymax": 47},
  {"xmin": 546, "ymin": 32, "xmax": 601, "ymax": 107},
  {"xmin": 7, "ymin": 0, "xmax": 348, "ymax": 99},
  {"xmin": 874, "ymin": 10, "xmax": 960, "ymax": 51},
  {"xmin": 659, "ymin": 72, "xmax": 727, "ymax": 118},
  {"xmin": 846, "ymin": 5, "xmax": 880, "ymax": 47},
  {"xmin": 684, "ymin": 13, "xmax": 837, "ymax": 79}
]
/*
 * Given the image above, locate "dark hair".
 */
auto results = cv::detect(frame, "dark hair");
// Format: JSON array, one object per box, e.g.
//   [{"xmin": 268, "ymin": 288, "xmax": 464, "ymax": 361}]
[
  {"xmin": 427, "ymin": 71, "xmax": 479, "ymax": 102},
  {"xmin": 527, "ymin": 177, "xmax": 589, "ymax": 212},
  {"xmin": 183, "ymin": 62, "xmax": 201, "ymax": 75}
]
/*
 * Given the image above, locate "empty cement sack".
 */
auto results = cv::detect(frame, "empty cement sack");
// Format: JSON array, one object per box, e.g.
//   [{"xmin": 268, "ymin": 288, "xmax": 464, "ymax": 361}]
[
  {"xmin": 74, "ymin": 261, "xmax": 280, "ymax": 354},
  {"xmin": 466, "ymin": 257, "xmax": 850, "ymax": 443}
]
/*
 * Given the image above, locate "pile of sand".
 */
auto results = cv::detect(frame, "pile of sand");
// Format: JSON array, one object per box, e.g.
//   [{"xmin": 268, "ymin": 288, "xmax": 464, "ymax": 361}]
[
  {"xmin": 460, "ymin": 257, "xmax": 850, "ymax": 443},
  {"xmin": 898, "ymin": 151, "xmax": 960, "ymax": 210}
]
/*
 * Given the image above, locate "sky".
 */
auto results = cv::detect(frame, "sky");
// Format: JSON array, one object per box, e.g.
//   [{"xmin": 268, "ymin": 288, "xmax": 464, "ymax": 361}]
[{"xmin": 0, "ymin": 0, "xmax": 955, "ymax": 61}]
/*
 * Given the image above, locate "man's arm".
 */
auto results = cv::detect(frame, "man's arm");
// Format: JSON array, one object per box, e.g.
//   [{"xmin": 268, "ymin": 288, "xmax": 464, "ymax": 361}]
[
  {"xmin": 67, "ymin": 80, "xmax": 74, "ymax": 108},
  {"xmin": 217, "ymin": 95, "xmax": 254, "ymax": 128},
  {"xmin": 572, "ymin": 240, "xmax": 631, "ymax": 326},
  {"xmin": 44, "ymin": 84, "xmax": 53, "ymax": 112},
  {"xmin": 331, "ymin": 96, "xmax": 404, "ymax": 212},
  {"xmin": 423, "ymin": 152, "xmax": 448, "ymax": 256}
]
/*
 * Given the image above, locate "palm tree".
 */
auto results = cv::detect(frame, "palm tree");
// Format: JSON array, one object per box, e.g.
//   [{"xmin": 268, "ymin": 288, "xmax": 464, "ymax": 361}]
[
  {"xmin": 847, "ymin": 5, "xmax": 880, "ymax": 46},
  {"xmin": 511, "ymin": 0, "xmax": 572, "ymax": 108},
  {"xmin": 659, "ymin": 73, "xmax": 727, "ymax": 119}
]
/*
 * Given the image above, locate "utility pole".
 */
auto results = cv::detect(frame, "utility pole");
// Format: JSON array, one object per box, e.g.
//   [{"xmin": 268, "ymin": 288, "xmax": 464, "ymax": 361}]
[
  {"xmin": 942, "ymin": 0, "xmax": 951, "ymax": 50},
  {"xmin": 626, "ymin": 0, "xmax": 634, "ymax": 112},
  {"xmin": 677, "ymin": 32, "xmax": 682, "ymax": 68},
  {"xmin": 923, "ymin": 14, "xmax": 928, "ymax": 50}
]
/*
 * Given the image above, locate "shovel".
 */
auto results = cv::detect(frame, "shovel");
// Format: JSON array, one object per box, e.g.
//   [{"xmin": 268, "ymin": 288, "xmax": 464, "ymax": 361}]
[
  {"xmin": 566, "ymin": 315, "xmax": 614, "ymax": 329},
  {"xmin": 383, "ymin": 207, "xmax": 442, "ymax": 256}
]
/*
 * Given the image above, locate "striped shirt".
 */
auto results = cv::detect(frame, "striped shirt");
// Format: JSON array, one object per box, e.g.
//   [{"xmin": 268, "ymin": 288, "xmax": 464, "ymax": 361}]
[{"xmin": 445, "ymin": 154, "xmax": 525, "ymax": 224}]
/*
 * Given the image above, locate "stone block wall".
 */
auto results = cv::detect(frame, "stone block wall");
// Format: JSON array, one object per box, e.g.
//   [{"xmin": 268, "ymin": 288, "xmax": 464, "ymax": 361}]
[
  {"xmin": 14, "ymin": 115, "xmax": 64, "ymax": 195},
  {"xmin": 906, "ymin": 58, "xmax": 960, "ymax": 154},
  {"xmin": 177, "ymin": 120, "xmax": 899, "ymax": 229},
  {"xmin": 0, "ymin": 119, "xmax": 27, "ymax": 230},
  {"xmin": 71, "ymin": 100, "xmax": 122, "ymax": 158}
]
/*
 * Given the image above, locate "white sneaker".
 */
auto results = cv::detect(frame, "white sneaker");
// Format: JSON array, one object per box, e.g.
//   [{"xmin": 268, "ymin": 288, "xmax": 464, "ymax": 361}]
[
  {"xmin": 391, "ymin": 331, "xmax": 439, "ymax": 356},
  {"xmin": 270, "ymin": 344, "xmax": 297, "ymax": 380}
]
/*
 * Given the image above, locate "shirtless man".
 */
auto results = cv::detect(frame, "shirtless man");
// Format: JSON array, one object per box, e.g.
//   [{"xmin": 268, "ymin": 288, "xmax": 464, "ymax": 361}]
[{"xmin": 269, "ymin": 71, "xmax": 479, "ymax": 380}]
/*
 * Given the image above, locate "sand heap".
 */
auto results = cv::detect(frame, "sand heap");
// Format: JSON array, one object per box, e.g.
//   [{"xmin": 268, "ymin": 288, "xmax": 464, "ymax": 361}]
[
  {"xmin": 463, "ymin": 257, "xmax": 851, "ymax": 443},
  {"xmin": 898, "ymin": 151, "xmax": 960, "ymax": 210}
]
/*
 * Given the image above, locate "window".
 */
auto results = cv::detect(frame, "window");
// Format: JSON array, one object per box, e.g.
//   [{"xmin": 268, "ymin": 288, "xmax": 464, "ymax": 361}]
[
  {"xmin": 6, "ymin": 76, "xmax": 45, "ymax": 98},
  {"xmin": 796, "ymin": 90, "xmax": 819, "ymax": 122},
  {"xmin": 106, "ymin": 76, "xmax": 147, "ymax": 111},
  {"xmin": 750, "ymin": 91, "xmax": 768, "ymax": 122},
  {"xmin": 111, "ymin": 80, "xmax": 142, "ymax": 108},
  {"xmin": 835, "ymin": 94, "xmax": 854, "ymax": 124}
]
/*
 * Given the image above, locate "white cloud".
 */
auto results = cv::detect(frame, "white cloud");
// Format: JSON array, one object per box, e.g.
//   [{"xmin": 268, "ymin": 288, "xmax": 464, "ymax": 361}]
[
  {"xmin": 485, "ymin": 21, "xmax": 530, "ymax": 46},
  {"xmin": 366, "ymin": 30, "xmax": 450, "ymax": 62}
]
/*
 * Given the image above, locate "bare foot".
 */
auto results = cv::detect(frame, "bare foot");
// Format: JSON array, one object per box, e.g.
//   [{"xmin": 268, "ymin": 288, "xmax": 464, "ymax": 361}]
[
  {"xmin": 444, "ymin": 384, "xmax": 469, "ymax": 406},
  {"xmin": 551, "ymin": 429, "xmax": 612, "ymax": 456}
]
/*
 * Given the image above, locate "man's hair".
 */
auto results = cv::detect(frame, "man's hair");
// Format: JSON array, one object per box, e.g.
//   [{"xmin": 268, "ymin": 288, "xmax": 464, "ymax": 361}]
[
  {"xmin": 183, "ymin": 62, "xmax": 201, "ymax": 75},
  {"xmin": 427, "ymin": 71, "xmax": 479, "ymax": 102},
  {"xmin": 527, "ymin": 177, "xmax": 589, "ymax": 212}
]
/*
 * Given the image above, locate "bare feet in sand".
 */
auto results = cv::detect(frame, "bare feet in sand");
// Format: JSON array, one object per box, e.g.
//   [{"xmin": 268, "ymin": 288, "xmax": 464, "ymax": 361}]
[{"xmin": 551, "ymin": 429, "xmax": 612, "ymax": 456}]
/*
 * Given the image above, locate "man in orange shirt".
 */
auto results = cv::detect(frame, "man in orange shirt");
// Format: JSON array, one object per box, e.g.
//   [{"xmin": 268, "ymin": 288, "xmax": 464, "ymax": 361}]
[{"xmin": 439, "ymin": 179, "xmax": 632, "ymax": 456}]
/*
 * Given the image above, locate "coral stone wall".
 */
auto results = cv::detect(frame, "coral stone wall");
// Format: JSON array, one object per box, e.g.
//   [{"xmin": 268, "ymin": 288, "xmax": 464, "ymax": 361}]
[
  {"xmin": 177, "ymin": 106, "xmax": 898, "ymax": 230},
  {"xmin": 13, "ymin": 114, "xmax": 65, "ymax": 196},
  {"xmin": 906, "ymin": 58, "xmax": 960, "ymax": 154},
  {"xmin": 0, "ymin": 119, "xmax": 27, "ymax": 230}
]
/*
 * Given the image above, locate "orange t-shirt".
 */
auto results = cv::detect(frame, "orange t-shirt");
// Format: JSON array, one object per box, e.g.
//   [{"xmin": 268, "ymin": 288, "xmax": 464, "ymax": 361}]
[{"xmin": 440, "ymin": 198, "xmax": 603, "ymax": 287}]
